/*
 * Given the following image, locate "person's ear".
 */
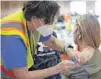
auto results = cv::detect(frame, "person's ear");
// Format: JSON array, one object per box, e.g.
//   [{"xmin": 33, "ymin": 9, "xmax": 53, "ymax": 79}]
[{"xmin": 79, "ymin": 34, "xmax": 81, "ymax": 40}]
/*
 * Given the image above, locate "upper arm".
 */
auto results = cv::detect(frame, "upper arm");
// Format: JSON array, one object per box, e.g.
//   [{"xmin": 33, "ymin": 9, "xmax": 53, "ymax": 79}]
[
  {"xmin": 67, "ymin": 48, "xmax": 94, "ymax": 64},
  {"xmin": 77, "ymin": 49, "xmax": 94, "ymax": 64},
  {"xmin": 72, "ymin": 48, "xmax": 94, "ymax": 64},
  {"xmin": 1, "ymin": 35, "xmax": 27, "ymax": 70}
]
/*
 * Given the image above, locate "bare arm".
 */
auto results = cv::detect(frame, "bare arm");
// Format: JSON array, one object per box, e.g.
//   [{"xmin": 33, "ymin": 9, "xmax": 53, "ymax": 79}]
[
  {"xmin": 43, "ymin": 35, "xmax": 65, "ymax": 51},
  {"xmin": 66, "ymin": 47, "xmax": 94, "ymax": 64},
  {"xmin": 42, "ymin": 35, "xmax": 94, "ymax": 64},
  {"xmin": 12, "ymin": 66, "xmax": 59, "ymax": 79},
  {"xmin": 11, "ymin": 60, "xmax": 75, "ymax": 79}
]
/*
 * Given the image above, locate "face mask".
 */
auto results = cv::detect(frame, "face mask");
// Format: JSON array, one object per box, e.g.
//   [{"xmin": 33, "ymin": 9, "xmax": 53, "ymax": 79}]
[{"xmin": 36, "ymin": 25, "xmax": 54, "ymax": 37}]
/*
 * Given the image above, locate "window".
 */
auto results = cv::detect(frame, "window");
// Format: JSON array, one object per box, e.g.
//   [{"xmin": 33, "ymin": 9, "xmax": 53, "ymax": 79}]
[
  {"xmin": 70, "ymin": 1, "xmax": 86, "ymax": 15},
  {"xmin": 95, "ymin": 1, "xmax": 101, "ymax": 15}
]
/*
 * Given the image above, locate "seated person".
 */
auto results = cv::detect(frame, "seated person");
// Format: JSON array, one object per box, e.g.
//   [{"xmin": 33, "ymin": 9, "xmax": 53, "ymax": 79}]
[{"xmin": 64, "ymin": 14, "xmax": 101, "ymax": 79}]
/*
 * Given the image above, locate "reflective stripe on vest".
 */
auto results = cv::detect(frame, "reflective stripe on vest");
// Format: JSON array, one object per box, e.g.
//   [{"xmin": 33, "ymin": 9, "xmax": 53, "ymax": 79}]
[
  {"xmin": 1, "ymin": 22, "xmax": 24, "ymax": 30},
  {"xmin": 30, "ymin": 30, "xmax": 40, "ymax": 55},
  {"xmin": 1, "ymin": 65, "xmax": 15, "ymax": 79},
  {"xmin": 33, "ymin": 30, "xmax": 40, "ymax": 50},
  {"xmin": 1, "ymin": 28, "xmax": 29, "ymax": 46}
]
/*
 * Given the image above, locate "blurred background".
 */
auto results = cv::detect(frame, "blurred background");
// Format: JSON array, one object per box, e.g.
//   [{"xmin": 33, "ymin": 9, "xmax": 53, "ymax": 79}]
[{"xmin": 1, "ymin": 0, "xmax": 101, "ymax": 50}]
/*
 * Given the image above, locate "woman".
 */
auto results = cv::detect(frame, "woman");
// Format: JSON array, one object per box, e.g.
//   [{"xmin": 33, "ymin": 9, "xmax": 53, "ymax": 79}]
[{"xmin": 65, "ymin": 14, "xmax": 101, "ymax": 79}]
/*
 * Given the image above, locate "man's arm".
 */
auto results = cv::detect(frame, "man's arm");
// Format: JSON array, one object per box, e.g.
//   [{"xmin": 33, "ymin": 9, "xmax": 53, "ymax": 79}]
[
  {"xmin": 43, "ymin": 36, "xmax": 78, "ymax": 62},
  {"xmin": 43, "ymin": 35, "xmax": 65, "ymax": 51},
  {"xmin": 12, "ymin": 61, "xmax": 75, "ymax": 79},
  {"xmin": 12, "ymin": 66, "xmax": 59, "ymax": 79},
  {"xmin": 43, "ymin": 35, "xmax": 94, "ymax": 64}
]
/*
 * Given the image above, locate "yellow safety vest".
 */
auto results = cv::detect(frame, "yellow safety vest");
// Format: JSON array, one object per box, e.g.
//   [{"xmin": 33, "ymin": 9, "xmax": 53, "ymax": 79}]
[{"xmin": 0, "ymin": 10, "xmax": 40, "ymax": 69}]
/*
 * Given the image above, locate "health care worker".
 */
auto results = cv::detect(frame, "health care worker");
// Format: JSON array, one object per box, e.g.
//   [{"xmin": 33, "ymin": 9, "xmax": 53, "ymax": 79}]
[{"xmin": 1, "ymin": 1, "xmax": 77, "ymax": 79}]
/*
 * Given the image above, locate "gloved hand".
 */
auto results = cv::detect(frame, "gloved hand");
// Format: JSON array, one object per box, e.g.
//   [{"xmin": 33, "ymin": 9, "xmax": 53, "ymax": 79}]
[
  {"xmin": 62, "ymin": 43, "xmax": 80, "ymax": 64},
  {"xmin": 65, "ymin": 48, "xmax": 80, "ymax": 65}
]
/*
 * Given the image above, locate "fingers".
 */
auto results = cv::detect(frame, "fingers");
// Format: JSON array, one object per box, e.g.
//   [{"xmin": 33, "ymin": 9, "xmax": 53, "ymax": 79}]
[
  {"xmin": 63, "ymin": 60, "xmax": 80, "ymax": 69},
  {"xmin": 63, "ymin": 60, "xmax": 75, "ymax": 68}
]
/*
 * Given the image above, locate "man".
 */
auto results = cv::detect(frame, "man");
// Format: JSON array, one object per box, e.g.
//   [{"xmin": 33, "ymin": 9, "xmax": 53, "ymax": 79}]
[{"xmin": 1, "ymin": 1, "xmax": 76, "ymax": 79}]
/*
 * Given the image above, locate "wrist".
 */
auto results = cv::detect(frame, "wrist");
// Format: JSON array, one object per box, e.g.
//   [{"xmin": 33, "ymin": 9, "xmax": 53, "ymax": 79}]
[
  {"xmin": 55, "ymin": 62, "xmax": 65, "ymax": 73},
  {"xmin": 52, "ymin": 65, "xmax": 62, "ymax": 74}
]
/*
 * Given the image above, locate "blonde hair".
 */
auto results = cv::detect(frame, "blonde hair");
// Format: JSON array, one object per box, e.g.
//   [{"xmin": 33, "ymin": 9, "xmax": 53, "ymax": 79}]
[{"xmin": 76, "ymin": 14, "xmax": 100, "ymax": 49}]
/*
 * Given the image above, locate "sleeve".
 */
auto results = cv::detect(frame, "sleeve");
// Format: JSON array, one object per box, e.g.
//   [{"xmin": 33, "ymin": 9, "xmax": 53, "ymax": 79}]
[
  {"xmin": 39, "ymin": 34, "xmax": 51, "ymax": 42},
  {"xmin": 1, "ymin": 35, "xmax": 27, "ymax": 70},
  {"xmin": 52, "ymin": 31, "xmax": 57, "ymax": 38}
]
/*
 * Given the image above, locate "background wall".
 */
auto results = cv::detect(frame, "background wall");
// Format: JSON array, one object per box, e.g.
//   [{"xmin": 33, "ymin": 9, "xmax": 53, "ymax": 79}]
[
  {"xmin": 1, "ymin": 1, "xmax": 23, "ymax": 18},
  {"xmin": 1, "ymin": 1, "xmax": 97, "ymax": 18}
]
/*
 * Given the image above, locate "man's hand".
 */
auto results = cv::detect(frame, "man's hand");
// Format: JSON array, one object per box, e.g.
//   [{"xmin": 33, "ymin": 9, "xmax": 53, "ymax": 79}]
[
  {"xmin": 66, "ymin": 48, "xmax": 80, "ymax": 63},
  {"xmin": 11, "ymin": 60, "xmax": 77, "ymax": 79},
  {"xmin": 55, "ymin": 60, "xmax": 77, "ymax": 73}
]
